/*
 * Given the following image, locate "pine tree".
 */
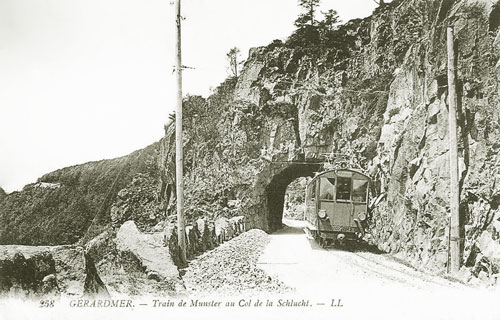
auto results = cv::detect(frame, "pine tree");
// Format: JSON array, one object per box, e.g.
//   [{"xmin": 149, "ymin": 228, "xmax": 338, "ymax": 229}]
[
  {"xmin": 226, "ymin": 47, "xmax": 241, "ymax": 78},
  {"xmin": 319, "ymin": 9, "xmax": 340, "ymax": 33},
  {"xmin": 295, "ymin": 0, "xmax": 321, "ymax": 28}
]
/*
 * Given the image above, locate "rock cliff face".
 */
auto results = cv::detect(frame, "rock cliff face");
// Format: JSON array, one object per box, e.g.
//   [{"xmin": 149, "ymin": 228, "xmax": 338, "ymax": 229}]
[
  {"xmin": 367, "ymin": 0, "xmax": 500, "ymax": 279},
  {"xmin": 159, "ymin": 0, "xmax": 500, "ymax": 280}
]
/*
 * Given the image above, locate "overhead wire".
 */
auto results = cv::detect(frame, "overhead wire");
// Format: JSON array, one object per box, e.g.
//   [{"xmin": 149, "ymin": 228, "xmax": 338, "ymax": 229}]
[{"xmin": 82, "ymin": 149, "xmax": 144, "ymax": 243}]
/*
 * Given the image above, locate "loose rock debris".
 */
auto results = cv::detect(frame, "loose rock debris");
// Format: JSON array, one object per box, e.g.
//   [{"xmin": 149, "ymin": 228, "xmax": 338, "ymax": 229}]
[{"xmin": 183, "ymin": 229, "xmax": 293, "ymax": 297}]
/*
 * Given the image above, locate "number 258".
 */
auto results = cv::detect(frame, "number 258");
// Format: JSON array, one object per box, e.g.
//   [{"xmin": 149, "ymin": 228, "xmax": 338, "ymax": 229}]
[{"xmin": 40, "ymin": 300, "xmax": 55, "ymax": 308}]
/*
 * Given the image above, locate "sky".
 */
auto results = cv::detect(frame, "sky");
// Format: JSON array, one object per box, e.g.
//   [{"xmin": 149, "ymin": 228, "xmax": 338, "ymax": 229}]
[{"xmin": 0, "ymin": 0, "xmax": 386, "ymax": 193}]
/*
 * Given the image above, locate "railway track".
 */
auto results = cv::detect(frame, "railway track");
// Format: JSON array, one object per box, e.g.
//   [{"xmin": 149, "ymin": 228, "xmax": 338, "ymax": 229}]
[{"xmin": 257, "ymin": 219, "xmax": 500, "ymax": 320}]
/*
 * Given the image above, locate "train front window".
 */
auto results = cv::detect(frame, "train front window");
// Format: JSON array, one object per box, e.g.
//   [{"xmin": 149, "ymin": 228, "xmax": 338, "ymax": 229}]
[
  {"xmin": 336, "ymin": 177, "xmax": 351, "ymax": 201},
  {"xmin": 352, "ymin": 180, "xmax": 368, "ymax": 203},
  {"xmin": 319, "ymin": 178, "xmax": 335, "ymax": 200}
]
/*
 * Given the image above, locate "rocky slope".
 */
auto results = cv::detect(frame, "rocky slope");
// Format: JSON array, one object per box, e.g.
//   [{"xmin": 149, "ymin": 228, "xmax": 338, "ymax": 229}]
[
  {"xmin": 158, "ymin": 0, "xmax": 500, "ymax": 282},
  {"xmin": 0, "ymin": 143, "xmax": 160, "ymax": 245}
]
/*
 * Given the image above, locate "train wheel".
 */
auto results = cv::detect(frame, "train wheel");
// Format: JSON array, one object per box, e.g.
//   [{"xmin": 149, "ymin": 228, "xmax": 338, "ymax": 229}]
[
  {"xmin": 329, "ymin": 239, "xmax": 336, "ymax": 248},
  {"xmin": 320, "ymin": 237, "xmax": 327, "ymax": 249}
]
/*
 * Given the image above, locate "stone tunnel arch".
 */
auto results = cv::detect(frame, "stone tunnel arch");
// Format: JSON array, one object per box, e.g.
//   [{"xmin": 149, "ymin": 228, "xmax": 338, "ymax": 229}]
[{"xmin": 265, "ymin": 163, "xmax": 321, "ymax": 231}]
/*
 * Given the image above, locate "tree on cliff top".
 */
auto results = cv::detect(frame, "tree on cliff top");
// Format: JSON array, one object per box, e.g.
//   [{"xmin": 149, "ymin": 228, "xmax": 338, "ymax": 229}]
[
  {"xmin": 319, "ymin": 9, "xmax": 340, "ymax": 33},
  {"xmin": 287, "ymin": 1, "xmax": 341, "ymax": 49},
  {"xmin": 295, "ymin": 0, "xmax": 321, "ymax": 28},
  {"xmin": 288, "ymin": 0, "xmax": 321, "ymax": 47},
  {"xmin": 226, "ymin": 47, "xmax": 241, "ymax": 78}
]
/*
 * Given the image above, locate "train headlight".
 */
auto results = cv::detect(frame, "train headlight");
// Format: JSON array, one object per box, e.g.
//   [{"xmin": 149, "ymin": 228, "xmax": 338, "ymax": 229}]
[
  {"xmin": 358, "ymin": 213, "xmax": 367, "ymax": 221},
  {"xmin": 318, "ymin": 209, "xmax": 328, "ymax": 220}
]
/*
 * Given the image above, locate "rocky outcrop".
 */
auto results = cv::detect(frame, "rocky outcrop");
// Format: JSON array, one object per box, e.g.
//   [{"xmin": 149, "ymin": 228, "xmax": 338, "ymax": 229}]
[
  {"xmin": 0, "ymin": 248, "xmax": 57, "ymax": 297},
  {"xmin": 365, "ymin": 0, "xmax": 500, "ymax": 279},
  {"xmin": 158, "ymin": 0, "xmax": 500, "ymax": 283},
  {"xmin": 0, "ymin": 245, "xmax": 88, "ymax": 298},
  {"xmin": 0, "ymin": 187, "xmax": 6, "ymax": 202},
  {"xmin": 84, "ymin": 225, "xmax": 182, "ymax": 297},
  {"xmin": 110, "ymin": 173, "xmax": 164, "ymax": 231}
]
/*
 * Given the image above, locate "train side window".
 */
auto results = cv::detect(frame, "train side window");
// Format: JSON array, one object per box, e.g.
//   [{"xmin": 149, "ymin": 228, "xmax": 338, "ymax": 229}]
[
  {"xmin": 319, "ymin": 178, "xmax": 335, "ymax": 200},
  {"xmin": 352, "ymin": 180, "xmax": 368, "ymax": 203},
  {"xmin": 336, "ymin": 177, "xmax": 351, "ymax": 201},
  {"xmin": 309, "ymin": 180, "xmax": 316, "ymax": 200}
]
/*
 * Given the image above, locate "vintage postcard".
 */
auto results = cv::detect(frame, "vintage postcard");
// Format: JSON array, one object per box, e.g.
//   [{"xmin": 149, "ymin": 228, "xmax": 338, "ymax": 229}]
[{"xmin": 1, "ymin": 0, "xmax": 500, "ymax": 319}]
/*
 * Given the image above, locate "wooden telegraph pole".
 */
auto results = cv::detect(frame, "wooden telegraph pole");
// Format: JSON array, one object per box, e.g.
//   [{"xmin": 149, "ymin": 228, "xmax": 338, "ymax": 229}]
[
  {"xmin": 447, "ymin": 26, "xmax": 461, "ymax": 273},
  {"xmin": 174, "ymin": 0, "xmax": 187, "ymax": 264}
]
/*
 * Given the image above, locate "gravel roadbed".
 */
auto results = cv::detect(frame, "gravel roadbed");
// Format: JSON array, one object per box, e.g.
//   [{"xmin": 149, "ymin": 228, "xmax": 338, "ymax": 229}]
[{"xmin": 183, "ymin": 229, "xmax": 293, "ymax": 297}]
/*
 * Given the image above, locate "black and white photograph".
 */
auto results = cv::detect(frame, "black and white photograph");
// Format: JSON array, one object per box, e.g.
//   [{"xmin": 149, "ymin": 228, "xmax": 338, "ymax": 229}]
[{"xmin": 1, "ymin": 0, "xmax": 500, "ymax": 319}]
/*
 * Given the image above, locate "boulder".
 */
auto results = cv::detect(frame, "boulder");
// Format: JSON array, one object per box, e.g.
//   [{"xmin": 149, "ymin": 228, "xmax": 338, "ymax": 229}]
[
  {"xmin": 84, "ymin": 230, "xmax": 113, "ymax": 264},
  {"xmin": 116, "ymin": 221, "xmax": 179, "ymax": 281},
  {"xmin": 84, "ymin": 221, "xmax": 184, "ymax": 297},
  {"xmin": 476, "ymin": 231, "xmax": 500, "ymax": 265}
]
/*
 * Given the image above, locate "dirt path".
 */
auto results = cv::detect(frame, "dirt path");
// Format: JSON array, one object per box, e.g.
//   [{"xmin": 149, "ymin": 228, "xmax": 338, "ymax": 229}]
[{"xmin": 258, "ymin": 219, "xmax": 500, "ymax": 320}]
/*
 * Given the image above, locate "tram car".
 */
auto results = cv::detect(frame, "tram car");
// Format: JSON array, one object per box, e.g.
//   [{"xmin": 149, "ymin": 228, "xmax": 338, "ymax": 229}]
[{"xmin": 304, "ymin": 168, "xmax": 371, "ymax": 247}]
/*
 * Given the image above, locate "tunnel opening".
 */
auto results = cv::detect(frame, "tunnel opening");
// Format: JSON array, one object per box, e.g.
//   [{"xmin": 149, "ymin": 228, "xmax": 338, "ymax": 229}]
[
  {"xmin": 265, "ymin": 164, "xmax": 321, "ymax": 232},
  {"xmin": 283, "ymin": 176, "xmax": 311, "ymax": 221}
]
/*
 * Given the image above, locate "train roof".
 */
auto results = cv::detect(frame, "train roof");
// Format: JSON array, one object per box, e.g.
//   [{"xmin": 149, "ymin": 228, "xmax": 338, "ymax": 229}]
[{"xmin": 307, "ymin": 168, "xmax": 371, "ymax": 186}]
